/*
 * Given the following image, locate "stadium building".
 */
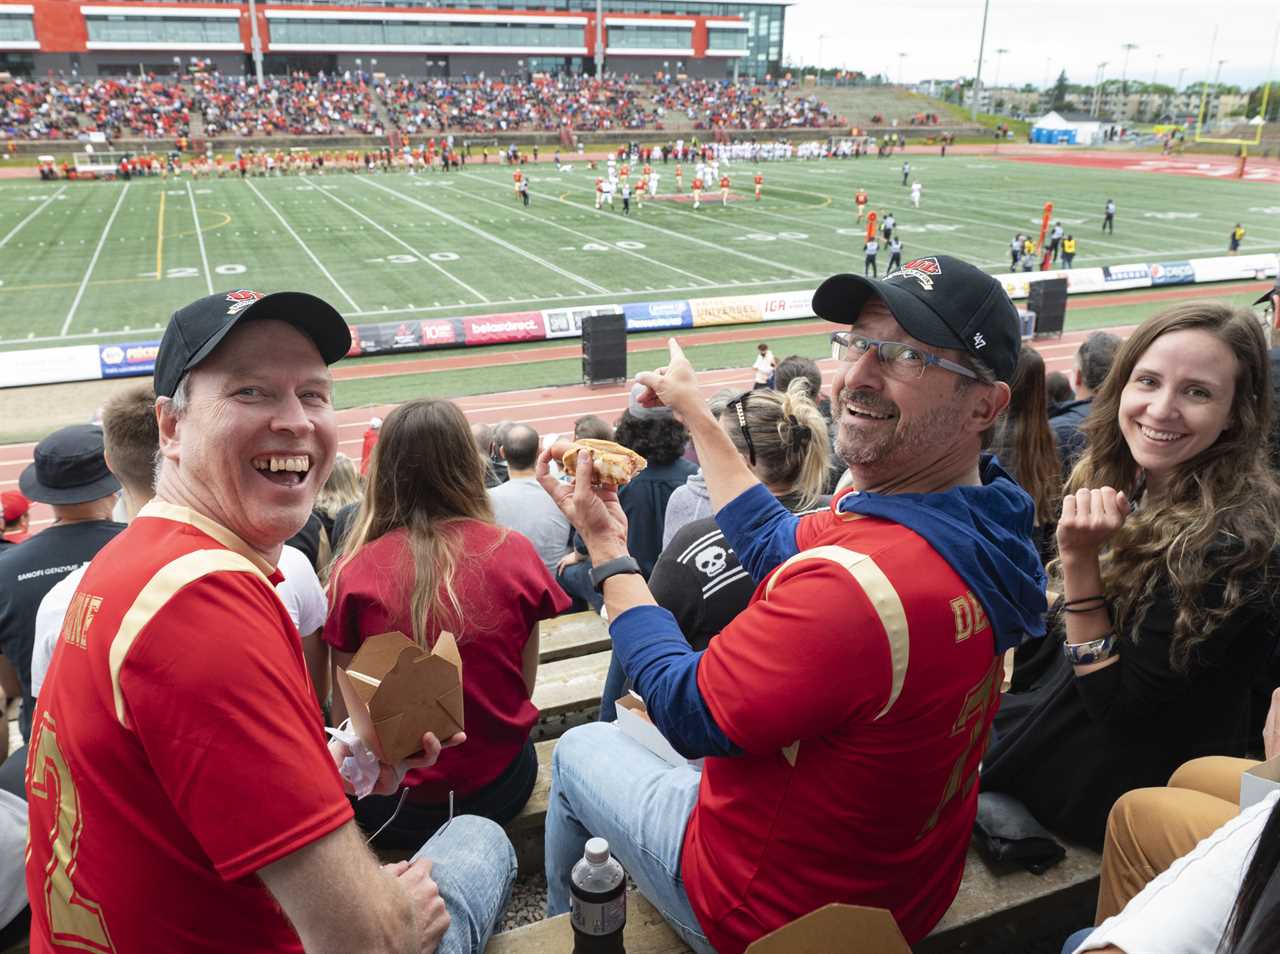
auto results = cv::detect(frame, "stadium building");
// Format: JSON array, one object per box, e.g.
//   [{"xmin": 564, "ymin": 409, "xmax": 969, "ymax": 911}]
[{"xmin": 0, "ymin": 0, "xmax": 787, "ymax": 80}]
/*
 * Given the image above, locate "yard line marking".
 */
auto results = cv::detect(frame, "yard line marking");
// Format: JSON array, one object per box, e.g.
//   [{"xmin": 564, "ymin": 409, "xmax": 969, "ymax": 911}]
[
  {"xmin": 434, "ymin": 181, "xmax": 718, "ymax": 287},
  {"xmin": 155, "ymin": 190, "xmax": 166, "ymax": 281},
  {"xmin": 245, "ymin": 179, "xmax": 360, "ymax": 311},
  {"xmin": 359, "ymin": 177, "xmax": 610, "ymax": 295},
  {"xmin": 186, "ymin": 180, "xmax": 214, "ymax": 295},
  {"xmin": 61, "ymin": 183, "xmax": 130, "ymax": 336},
  {"xmin": 462, "ymin": 171, "xmax": 818, "ymax": 280},
  {"xmin": 300, "ymin": 181, "xmax": 490, "ymax": 303},
  {"xmin": 0, "ymin": 185, "xmax": 66, "ymax": 250}
]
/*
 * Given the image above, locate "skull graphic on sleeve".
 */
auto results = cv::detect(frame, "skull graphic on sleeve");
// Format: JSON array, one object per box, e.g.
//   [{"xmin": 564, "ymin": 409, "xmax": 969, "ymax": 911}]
[{"xmin": 695, "ymin": 545, "xmax": 728, "ymax": 578}]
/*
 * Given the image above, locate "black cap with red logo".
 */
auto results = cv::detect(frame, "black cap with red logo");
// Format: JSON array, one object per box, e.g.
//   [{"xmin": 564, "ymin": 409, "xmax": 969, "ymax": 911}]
[
  {"xmin": 811, "ymin": 255, "xmax": 1021, "ymax": 383},
  {"xmin": 153, "ymin": 290, "xmax": 352, "ymax": 399}
]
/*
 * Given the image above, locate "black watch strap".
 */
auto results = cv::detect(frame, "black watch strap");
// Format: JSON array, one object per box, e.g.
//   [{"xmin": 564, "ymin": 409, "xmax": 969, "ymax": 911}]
[{"xmin": 589, "ymin": 555, "xmax": 642, "ymax": 592}]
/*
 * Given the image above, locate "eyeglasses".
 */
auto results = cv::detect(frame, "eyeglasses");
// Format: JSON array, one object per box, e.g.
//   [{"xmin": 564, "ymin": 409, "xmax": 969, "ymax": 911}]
[
  {"xmin": 726, "ymin": 393, "xmax": 756, "ymax": 467},
  {"xmin": 830, "ymin": 332, "xmax": 978, "ymax": 382}
]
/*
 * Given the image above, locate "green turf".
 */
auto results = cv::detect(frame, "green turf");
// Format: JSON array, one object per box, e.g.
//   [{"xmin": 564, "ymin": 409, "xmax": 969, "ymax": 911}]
[{"xmin": 0, "ymin": 155, "xmax": 1275, "ymax": 354}]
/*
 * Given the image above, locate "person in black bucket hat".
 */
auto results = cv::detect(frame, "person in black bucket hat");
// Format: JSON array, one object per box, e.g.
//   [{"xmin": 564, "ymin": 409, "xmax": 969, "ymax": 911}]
[{"xmin": 1, "ymin": 423, "xmax": 124, "ymax": 744}]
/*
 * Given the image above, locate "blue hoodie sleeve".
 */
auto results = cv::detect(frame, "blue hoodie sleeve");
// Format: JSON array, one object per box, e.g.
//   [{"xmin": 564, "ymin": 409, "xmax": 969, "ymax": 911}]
[
  {"xmin": 608, "ymin": 604, "xmax": 742, "ymax": 759},
  {"xmin": 715, "ymin": 483, "xmax": 802, "ymax": 584}
]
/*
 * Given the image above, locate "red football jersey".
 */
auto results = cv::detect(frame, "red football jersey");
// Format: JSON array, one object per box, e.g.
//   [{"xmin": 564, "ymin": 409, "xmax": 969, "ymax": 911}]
[
  {"xmin": 684, "ymin": 505, "xmax": 1001, "ymax": 952},
  {"xmin": 692, "ymin": 178, "xmax": 704, "ymax": 190},
  {"xmin": 719, "ymin": 176, "xmax": 730, "ymax": 188},
  {"xmin": 26, "ymin": 502, "xmax": 352, "ymax": 953}
]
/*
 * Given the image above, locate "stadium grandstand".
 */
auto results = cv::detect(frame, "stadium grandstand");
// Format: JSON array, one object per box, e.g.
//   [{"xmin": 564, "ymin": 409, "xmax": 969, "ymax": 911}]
[{"xmin": 0, "ymin": 0, "xmax": 785, "ymax": 82}]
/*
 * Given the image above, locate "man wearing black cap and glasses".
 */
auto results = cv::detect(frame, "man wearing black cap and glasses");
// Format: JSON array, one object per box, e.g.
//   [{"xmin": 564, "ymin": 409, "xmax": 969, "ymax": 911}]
[
  {"xmin": 0, "ymin": 424, "xmax": 124, "ymax": 744},
  {"xmin": 26, "ymin": 290, "xmax": 516, "ymax": 954},
  {"xmin": 537, "ymin": 255, "xmax": 1049, "ymax": 951}
]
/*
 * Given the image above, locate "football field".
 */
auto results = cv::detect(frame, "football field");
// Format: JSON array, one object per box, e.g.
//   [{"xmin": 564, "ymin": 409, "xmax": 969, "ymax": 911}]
[{"xmin": 0, "ymin": 152, "xmax": 1277, "ymax": 350}]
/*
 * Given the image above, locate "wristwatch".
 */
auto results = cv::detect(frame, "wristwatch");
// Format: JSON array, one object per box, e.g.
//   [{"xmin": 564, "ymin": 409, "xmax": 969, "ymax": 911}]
[
  {"xmin": 589, "ymin": 555, "xmax": 642, "ymax": 592},
  {"xmin": 1063, "ymin": 633, "xmax": 1118, "ymax": 666}
]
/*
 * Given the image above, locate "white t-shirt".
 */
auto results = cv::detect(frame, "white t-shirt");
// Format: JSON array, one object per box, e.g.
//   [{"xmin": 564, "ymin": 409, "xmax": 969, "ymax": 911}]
[
  {"xmin": 31, "ymin": 544, "xmax": 325, "ymax": 698},
  {"xmin": 0, "ymin": 790, "xmax": 27, "ymax": 930},
  {"xmin": 752, "ymin": 351, "xmax": 775, "ymax": 385}
]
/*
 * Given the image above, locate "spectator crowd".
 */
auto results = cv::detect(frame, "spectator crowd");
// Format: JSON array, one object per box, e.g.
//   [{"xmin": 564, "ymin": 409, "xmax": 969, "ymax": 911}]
[{"xmin": 1, "ymin": 261, "xmax": 1279, "ymax": 954}]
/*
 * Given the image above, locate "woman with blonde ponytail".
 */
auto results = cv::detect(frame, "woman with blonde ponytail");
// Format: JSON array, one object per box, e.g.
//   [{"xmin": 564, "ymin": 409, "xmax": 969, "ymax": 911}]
[
  {"xmin": 323, "ymin": 399, "xmax": 569, "ymax": 847},
  {"xmin": 650, "ymin": 380, "xmax": 832, "ymax": 650}
]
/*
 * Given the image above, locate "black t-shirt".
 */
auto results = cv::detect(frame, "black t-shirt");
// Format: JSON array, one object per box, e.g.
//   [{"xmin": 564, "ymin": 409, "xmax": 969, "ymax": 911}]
[
  {"xmin": 0, "ymin": 520, "xmax": 125, "ymax": 732},
  {"xmin": 0, "ymin": 538, "xmax": 16, "ymax": 555},
  {"xmin": 649, "ymin": 495, "xmax": 828, "ymax": 651},
  {"xmin": 983, "ymin": 578, "xmax": 1277, "ymax": 847},
  {"xmin": 286, "ymin": 511, "xmax": 325, "ymax": 571}
]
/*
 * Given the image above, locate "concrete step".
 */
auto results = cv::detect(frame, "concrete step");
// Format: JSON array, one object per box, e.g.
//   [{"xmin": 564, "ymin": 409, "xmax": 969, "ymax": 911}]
[{"xmin": 539, "ymin": 611, "xmax": 611, "ymax": 664}]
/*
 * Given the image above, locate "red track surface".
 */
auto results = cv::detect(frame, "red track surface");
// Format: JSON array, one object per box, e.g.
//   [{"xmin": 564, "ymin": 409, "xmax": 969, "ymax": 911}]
[
  {"xmin": 1001, "ymin": 152, "xmax": 1280, "ymax": 183},
  {"xmin": 0, "ymin": 275, "xmax": 1271, "ymax": 536}
]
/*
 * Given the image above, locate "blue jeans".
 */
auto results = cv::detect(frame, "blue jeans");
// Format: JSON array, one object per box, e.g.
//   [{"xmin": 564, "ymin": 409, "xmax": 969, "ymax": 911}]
[
  {"xmin": 598, "ymin": 653, "xmax": 627, "ymax": 722},
  {"xmin": 544, "ymin": 722, "xmax": 714, "ymax": 954},
  {"xmin": 410, "ymin": 814, "xmax": 517, "ymax": 954},
  {"xmin": 1062, "ymin": 927, "xmax": 1095, "ymax": 953}
]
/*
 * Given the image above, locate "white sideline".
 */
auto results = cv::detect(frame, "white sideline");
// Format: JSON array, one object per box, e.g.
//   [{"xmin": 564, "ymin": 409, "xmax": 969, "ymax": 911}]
[
  {"xmin": 60, "ymin": 183, "xmax": 130, "ymax": 336},
  {"xmin": 244, "ymin": 178, "xmax": 360, "ymax": 311}
]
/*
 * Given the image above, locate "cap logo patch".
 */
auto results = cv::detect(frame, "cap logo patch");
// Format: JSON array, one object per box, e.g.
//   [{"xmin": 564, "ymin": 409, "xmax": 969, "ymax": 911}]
[
  {"xmin": 225, "ymin": 289, "xmax": 264, "ymax": 317},
  {"xmin": 895, "ymin": 257, "xmax": 942, "ymax": 291},
  {"xmin": 973, "ymin": 333, "xmax": 987, "ymax": 349}
]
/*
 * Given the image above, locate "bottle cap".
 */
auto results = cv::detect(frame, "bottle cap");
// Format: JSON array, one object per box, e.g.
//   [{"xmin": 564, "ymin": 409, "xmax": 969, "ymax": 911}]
[{"xmin": 585, "ymin": 837, "xmax": 610, "ymax": 865}]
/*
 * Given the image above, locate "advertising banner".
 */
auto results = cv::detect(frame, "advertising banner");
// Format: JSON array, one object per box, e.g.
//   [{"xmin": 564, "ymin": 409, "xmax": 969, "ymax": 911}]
[
  {"xmin": 1190, "ymin": 253, "xmax": 1279, "ymax": 284},
  {"xmin": 542, "ymin": 305, "xmax": 620, "ymax": 340},
  {"xmin": 0, "ymin": 345, "xmax": 103, "ymax": 389},
  {"xmin": 996, "ymin": 268, "xmax": 1104, "ymax": 299},
  {"xmin": 462, "ymin": 312, "xmax": 545, "ymax": 346},
  {"xmin": 622, "ymin": 300, "xmax": 692, "ymax": 332},
  {"xmin": 760, "ymin": 289, "xmax": 817, "ymax": 322},
  {"xmin": 1101, "ymin": 263, "xmax": 1153, "ymax": 291},
  {"xmin": 99, "ymin": 340, "xmax": 160, "ymax": 379},
  {"xmin": 1149, "ymin": 261, "xmax": 1196, "ymax": 286},
  {"xmin": 353, "ymin": 318, "xmax": 461, "ymax": 354},
  {"xmin": 689, "ymin": 294, "xmax": 765, "ymax": 327}
]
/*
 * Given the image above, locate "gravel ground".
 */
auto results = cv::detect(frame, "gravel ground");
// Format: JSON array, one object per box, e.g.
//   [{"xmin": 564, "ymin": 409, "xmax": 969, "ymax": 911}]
[{"xmin": 499, "ymin": 872, "xmax": 549, "ymax": 932}]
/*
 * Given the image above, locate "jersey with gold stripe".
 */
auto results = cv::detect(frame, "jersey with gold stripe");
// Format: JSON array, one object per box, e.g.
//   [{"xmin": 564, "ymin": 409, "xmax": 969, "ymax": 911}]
[
  {"xmin": 26, "ymin": 502, "xmax": 352, "ymax": 954},
  {"xmin": 684, "ymin": 509, "xmax": 999, "ymax": 952}
]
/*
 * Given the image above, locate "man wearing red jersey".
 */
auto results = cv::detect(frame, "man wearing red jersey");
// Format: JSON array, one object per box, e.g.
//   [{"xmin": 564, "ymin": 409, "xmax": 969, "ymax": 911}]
[
  {"xmin": 538, "ymin": 256, "xmax": 1046, "ymax": 953},
  {"xmin": 26, "ymin": 290, "xmax": 516, "ymax": 953},
  {"xmin": 512, "ymin": 169, "xmax": 523, "ymax": 197},
  {"xmin": 855, "ymin": 187, "xmax": 869, "ymax": 222},
  {"xmin": 719, "ymin": 174, "xmax": 731, "ymax": 206},
  {"xmin": 691, "ymin": 175, "xmax": 703, "ymax": 210},
  {"xmin": 594, "ymin": 175, "xmax": 604, "ymax": 210},
  {"xmin": 753, "ymin": 172, "xmax": 763, "ymax": 201},
  {"xmin": 675, "ymin": 162, "xmax": 684, "ymax": 191}
]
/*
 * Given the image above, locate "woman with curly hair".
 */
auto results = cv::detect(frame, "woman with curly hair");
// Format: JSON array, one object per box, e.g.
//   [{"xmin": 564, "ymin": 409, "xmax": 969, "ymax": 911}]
[{"xmin": 982, "ymin": 301, "xmax": 1280, "ymax": 846}]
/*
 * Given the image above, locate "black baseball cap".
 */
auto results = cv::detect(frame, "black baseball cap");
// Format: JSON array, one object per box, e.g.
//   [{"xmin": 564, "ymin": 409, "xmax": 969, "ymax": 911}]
[
  {"xmin": 19, "ymin": 424, "xmax": 121, "ymax": 505},
  {"xmin": 154, "ymin": 290, "xmax": 352, "ymax": 399},
  {"xmin": 812, "ymin": 255, "xmax": 1020, "ymax": 383}
]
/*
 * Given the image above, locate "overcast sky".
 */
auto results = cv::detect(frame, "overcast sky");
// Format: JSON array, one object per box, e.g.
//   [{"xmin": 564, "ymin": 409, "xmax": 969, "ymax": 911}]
[{"xmin": 782, "ymin": 0, "xmax": 1280, "ymax": 90}]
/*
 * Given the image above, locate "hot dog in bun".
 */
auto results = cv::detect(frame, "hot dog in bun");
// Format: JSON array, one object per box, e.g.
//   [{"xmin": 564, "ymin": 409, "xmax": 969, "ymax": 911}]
[{"xmin": 551, "ymin": 438, "xmax": 646, "ymax": 486}]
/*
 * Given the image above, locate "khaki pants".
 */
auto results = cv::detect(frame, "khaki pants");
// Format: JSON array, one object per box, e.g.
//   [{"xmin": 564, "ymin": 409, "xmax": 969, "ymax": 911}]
[{"xmin": 1095, "ymin": 755, "xmax": 1259, "ymax": 923}]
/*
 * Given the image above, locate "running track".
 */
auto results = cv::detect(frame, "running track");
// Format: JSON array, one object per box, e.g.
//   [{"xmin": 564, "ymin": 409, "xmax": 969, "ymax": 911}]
[{"xmin": 1, "ymin": 279, "xmax": 1272, "ymax": 535}]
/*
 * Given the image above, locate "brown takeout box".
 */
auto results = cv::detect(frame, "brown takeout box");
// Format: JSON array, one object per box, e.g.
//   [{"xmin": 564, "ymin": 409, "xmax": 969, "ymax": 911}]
[
  {"xmin": 334, "ymin": 630, "xmax": 464, "ymax": 764},
  {"xmin": 745, "ymin": 904, "xmax": 911, "ymax": 954}
]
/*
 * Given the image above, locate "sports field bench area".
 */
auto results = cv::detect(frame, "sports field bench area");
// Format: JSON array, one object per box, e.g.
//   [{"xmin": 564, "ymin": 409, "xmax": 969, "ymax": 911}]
[{"xmin": 403, "ymin": 610, "xmax": 1104, "ymax": 954}]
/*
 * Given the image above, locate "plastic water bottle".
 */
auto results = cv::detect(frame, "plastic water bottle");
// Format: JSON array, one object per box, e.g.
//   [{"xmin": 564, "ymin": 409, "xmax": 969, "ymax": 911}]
[{"xmin": 570, "ymin": 836, "xmax": 626, "ymax": 954}]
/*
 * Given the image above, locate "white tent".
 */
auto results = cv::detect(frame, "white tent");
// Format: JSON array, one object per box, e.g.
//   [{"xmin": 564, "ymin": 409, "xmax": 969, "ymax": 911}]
[{"xmin": 1031, "ymin": 110, "xmax": 1104, "ymax": 145}]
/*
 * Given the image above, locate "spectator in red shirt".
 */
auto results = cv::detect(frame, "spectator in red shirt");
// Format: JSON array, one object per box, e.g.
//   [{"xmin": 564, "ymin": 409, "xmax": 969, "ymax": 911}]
[
  {"xmin": 0, "ymin": 492, "xmax": 27, "ymax": 551},
  {"xmin": 326, "ymin": 398, "xmax": 568, "ymax": 847}
]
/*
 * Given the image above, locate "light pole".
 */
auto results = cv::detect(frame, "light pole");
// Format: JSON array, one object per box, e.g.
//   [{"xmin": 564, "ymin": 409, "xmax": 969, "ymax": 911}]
[
  {"xmin": 897, "ymin": 51, "xmax": 907, "ymax": 87},
  {"xmin": 818, "ymin": 34, "xmax": 834, "ymax": 85},
  {"xmin": 1092, "ymin": 61, "xmax": 1108, "ymax": 117},
  {"xmin": 993, "ymin": 47, "xmax": 1008, "ymax": 91},
  {"xmin": 594, "ymin": 0, "xmax": 604, "ymax": 77},
  {"xmin": 1120, "ymin": 41, "xmax": 1138, "ymax": 98},
  {"xmin": 971, "ymin": 0, "xmax": 991, "ymax": 120},
  {"xmin": 247, "ymin": 0, "xmax": 264, "ymax": 86}
]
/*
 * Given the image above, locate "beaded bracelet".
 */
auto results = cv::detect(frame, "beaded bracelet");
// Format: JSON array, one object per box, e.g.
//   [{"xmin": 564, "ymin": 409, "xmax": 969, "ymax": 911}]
[{"xmin": 1062, "ymin": 595, "xmax": 1110, "ymax": 614}]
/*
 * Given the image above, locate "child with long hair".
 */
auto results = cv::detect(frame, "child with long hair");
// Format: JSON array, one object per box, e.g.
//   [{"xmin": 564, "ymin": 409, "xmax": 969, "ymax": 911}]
[
  {"xmin": 983, "ymin": 301, "xmax": 1280, "ymax": 845},
  {"xmin": 324, "ymin": 399, "xmax": 568, "ymax": 847}
]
